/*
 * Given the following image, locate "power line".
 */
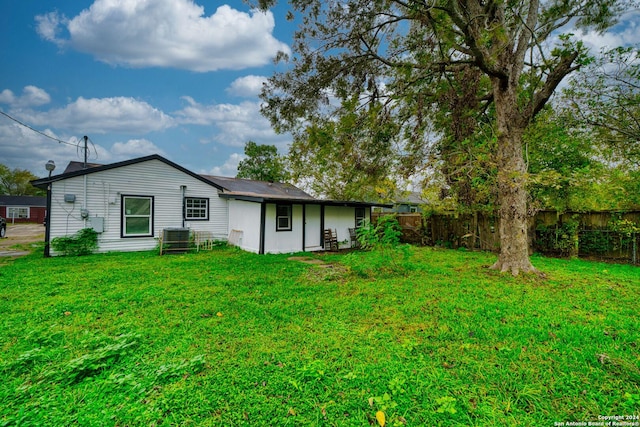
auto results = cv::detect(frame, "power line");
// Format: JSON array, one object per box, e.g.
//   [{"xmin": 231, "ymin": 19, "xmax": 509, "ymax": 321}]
[{"xmin": 0, "ymin": 110, "xmax": 78, "ymax": 147}]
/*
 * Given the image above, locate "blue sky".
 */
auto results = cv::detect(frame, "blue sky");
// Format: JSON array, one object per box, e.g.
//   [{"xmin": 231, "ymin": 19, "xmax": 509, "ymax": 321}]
[
  {"xmin": 1, "ymin": 1, "xmax": 639, "ymax": 179},
  {"xmin": 0, "ymin": 0, "xmax": 296, "ymax": 177}
]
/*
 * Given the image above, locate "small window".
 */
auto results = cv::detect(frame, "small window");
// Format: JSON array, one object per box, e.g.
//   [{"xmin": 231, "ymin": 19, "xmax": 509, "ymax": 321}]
[
  {"xmin": 276, "ymin": 204, "xmax": 292, "ymax": 231},
  {"xmin": 355, "ymin": 207, "xmax": 366, "ymax": 227},
  {"xmin": 7, "ymin": 207, "xmax": 29, "ymax": 219},
  {"xmin": 122, "ymin": 195, "xmax": 153, "ymax": 237},
  {"xmin": 184, "ymin": 197, "xmax": 209, "ymax": 221}
]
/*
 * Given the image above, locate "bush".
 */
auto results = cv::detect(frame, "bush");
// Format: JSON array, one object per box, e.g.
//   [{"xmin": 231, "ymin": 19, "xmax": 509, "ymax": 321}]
[
  {"xmin": 51, "ymin": 228, "xmax": 98, "ymax": 256},
  {"xmin": 345, "ymin": 216, "xmax": 413, "ymax": 277}
]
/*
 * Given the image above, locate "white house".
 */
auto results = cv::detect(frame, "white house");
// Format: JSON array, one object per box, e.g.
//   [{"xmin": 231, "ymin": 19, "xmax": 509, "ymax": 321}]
[{"xmin": 31, "ymin": 155, "xmax": 386, "ymax": 256}]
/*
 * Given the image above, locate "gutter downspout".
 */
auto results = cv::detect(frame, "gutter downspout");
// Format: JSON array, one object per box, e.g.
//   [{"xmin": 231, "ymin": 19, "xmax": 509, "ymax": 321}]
[{"xmin": 181, "ymin": 185, "xmax": 187, "ymax": 228}]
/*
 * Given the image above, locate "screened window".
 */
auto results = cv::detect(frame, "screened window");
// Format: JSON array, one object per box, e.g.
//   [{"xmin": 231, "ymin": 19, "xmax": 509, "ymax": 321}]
[
  {"xmin": 276, "ymin": 204, "xmax": 292, "ymax": 231},
  {"xmin": 355, "ymin": 207, "xmax": 366, "ymax": 227},
  {"xmin": 184, "ymin": 197, "xmax": 209, "ymax": 220},
  {"xmin": 122, "ymin": 196, "xmax": 153, "ymax": 237},
  {"xmin": 7, "ymin": 207, "xmax": 29, "ymax": 219}
]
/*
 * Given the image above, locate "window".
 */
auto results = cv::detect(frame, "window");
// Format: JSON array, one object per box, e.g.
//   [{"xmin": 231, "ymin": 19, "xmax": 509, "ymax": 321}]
[
  {"xmin": 122, "ymin": 196, "xmax": 153, "ymax": 237},
  {"xmin": 355, "ymin": 207, "xmax": 366, "ymax": 227},
  {"xmin": 184, "ymin": 197, "xmax": 209, "ymax": 220},
  {"xmin": 7, "ymin": 207, "xmax": 29, "ymax": 219},
  {"xmin": 276, "ymin": 204, "xmax": 292, "ymax": 231}
]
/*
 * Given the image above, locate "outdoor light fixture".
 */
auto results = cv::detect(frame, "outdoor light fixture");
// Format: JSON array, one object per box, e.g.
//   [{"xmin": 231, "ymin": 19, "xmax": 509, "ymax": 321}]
[{"xmin": 45, "ymin": 160, "xmax": 56, "ymax": 178}]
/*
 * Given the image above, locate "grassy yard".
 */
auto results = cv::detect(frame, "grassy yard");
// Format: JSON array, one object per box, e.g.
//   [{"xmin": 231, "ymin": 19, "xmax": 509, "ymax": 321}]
[{"xmin": 0, "ymin": 246, "xmax": 638, "ymax": 426}]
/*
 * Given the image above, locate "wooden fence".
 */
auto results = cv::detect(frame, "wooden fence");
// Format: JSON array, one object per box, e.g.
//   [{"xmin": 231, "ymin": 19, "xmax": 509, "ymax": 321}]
[{"xmin": 372, "ymin": 210, "xmax": 640, "ymax": 264}]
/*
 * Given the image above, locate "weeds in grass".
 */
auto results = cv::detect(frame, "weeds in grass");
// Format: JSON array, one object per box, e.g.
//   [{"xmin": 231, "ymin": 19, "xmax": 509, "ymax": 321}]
[{"xmin": 0, "ymin": 247, "xmax": 638, "ymax": 425}]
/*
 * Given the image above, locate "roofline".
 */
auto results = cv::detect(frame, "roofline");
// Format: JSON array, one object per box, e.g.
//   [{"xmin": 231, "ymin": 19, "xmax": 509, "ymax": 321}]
[
  {"xmin": 30, "ymin": 154, "xmax": 225, "ymax": 191},
  {"xmin": 219, "ymin": 193, "xmax": 392, "ymax": 208}
]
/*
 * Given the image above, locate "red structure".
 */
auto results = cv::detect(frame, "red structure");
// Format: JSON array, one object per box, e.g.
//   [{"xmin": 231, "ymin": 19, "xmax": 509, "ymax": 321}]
[{"xmin": 0, "ymin": 195, "xmax": 47, "ymax": 224}]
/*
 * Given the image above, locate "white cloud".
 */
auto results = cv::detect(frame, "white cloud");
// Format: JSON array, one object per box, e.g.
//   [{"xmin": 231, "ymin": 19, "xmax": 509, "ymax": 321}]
[
  {"xmin": 0, "ymin": 122, "xmax": 101, "ymax": 175},
  {"xmin": 207, "ymin": 152, "xmax": 244, "ymax": 176},
  {"xmin": 111, "ymin": 138, "xmax": 167, "ymax": 158},
  {"xmin": 174, "ymin": 97, "xmax": 290, "ymax": 148},
  {"xmin": 36, "ymin": 0, "xmax": 290, "ymax": 72},
  {"xmin": 35, "ymin": 11, "xmax": 68, "ymax": 47},
  {"xmin": 20, "ymin": 96, "xmax": 174, "ymax": 134},
  {"xmin": 227, "ymin": 75, "xmax": 268, "ymax": 97},
  {"xmin": 0, "ymin": 86, "xmax": 51, "ymax": 108}
]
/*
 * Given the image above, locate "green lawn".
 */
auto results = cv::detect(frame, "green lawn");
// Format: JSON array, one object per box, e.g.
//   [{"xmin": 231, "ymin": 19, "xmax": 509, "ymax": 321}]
[{"xmin": 1, "ymin": 246, "xmax": 638, "ymax": 426}]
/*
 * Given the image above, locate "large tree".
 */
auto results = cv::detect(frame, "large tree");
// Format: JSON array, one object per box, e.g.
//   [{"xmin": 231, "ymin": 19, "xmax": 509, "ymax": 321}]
[
  {"xmin": 236, "ymin": 141, "xmax": 290, "ymax": 182},
  {"xmin": 0, "ymin": 164, "xmax": 45, "ymax": 196},
  {"xmin": 259, "ymin": 0, "xmax": 627, "ymax": 275}
]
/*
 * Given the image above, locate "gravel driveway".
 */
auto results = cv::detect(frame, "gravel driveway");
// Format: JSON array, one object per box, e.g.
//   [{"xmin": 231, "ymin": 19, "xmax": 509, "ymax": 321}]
[{"xmin": 0, "ymin": 223, "xmax": 45, "ymax": 257}]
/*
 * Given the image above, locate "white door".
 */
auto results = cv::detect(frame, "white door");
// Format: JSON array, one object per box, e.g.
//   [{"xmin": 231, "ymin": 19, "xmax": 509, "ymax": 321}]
[{"xmin": 304, "ymin": 204, "xmax": 322, "ymax": 251}]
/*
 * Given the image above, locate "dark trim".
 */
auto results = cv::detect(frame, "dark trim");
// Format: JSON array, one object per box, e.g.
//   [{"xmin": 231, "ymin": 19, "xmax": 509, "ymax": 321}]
[
  {"xmin": 121, "ymin": 195, "xmax": 155, "ymax": 238},
  {"xmin": 320, "ymin": 204, "xmax": 325, "ymax": 248},
  {"xmin": 275, "ymin": 203, "xmax": 292, "ymax": 232},
  {"xmin": 44, "ymin": 184, "xmax": 52, "ymax": 257},
  {"xmin": 355, "ymin": 206, "xmax": 366, "ymax": 227},
  {"xmin": 259, "ymin": 203, "xmax": 266, "ymax": 255},
  {"xmin": 183, "ymin": 197, "xmax": 210, "ymax": 221},
  {"xmin": 218, "ymin": 193, "xmax": 391, "ymax": 209},
  {"xmin": 31, "ymin": 154, "xmax": 226, "ymax": 192},
  {"xmin": 302, "ymin": 204, "xmax": 306, "ymax": 251}
]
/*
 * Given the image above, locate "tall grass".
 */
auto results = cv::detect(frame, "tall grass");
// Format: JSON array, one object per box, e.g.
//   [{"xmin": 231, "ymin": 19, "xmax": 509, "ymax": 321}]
[{"xmin": 0, "ymin": 247, "xmax": 638, "ymax": 426}]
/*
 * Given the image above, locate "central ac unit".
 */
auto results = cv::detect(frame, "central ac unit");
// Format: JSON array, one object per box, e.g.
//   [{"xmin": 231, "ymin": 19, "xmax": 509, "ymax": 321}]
[{"xmin": 162, "ymin": 228, "xmax": 190, "ymax": 254}]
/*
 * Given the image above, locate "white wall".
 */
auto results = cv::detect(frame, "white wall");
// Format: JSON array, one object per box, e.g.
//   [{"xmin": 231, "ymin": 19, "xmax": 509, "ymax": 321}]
[
  {"xmin": 263, "ymin": 203, "xmax": 304, "ymax": 254},
  {"xmin": 227, "ymin": 199, "xmax": 262, "ymax": 253},
  {"xmin": 48, "ymin": 159, "xmax": 228, "ymax": 255},
  {"xmin": 324, "ymin": 206, "xmax": 370, "ymax": 248}
]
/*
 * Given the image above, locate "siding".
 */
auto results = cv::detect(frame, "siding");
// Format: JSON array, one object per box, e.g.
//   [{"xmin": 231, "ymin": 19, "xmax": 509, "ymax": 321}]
[
  {"xmin": 227, "ymin": 200, "xmax": 262, "ymax": 253},
  {"xmin": 263, "ymin": 203, "xmax": 304, "ymax": 254},
  {"xmin": 325, "ymin": 206, "xmax": 370, "ymax": 249},
  {"xmin": 48, "ymin": 159, "xmax": 227, "ymax": 255}
]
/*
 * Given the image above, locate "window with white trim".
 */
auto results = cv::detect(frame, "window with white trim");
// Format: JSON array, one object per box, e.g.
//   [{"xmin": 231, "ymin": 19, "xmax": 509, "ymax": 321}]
[
  {"xmin": 122, "ymin": 195, "xmax": 153, "ymax": 237},
  {"xmin": 276, "ymin": 204, "xmax": 292, "ymax": 231},
  {"xmin": 7, "ymin": 207, "xmax": 29, "ymax": 219},
  {"xmin": 184, "ymin": 197, "xmax": 209, "ymax": 220}
]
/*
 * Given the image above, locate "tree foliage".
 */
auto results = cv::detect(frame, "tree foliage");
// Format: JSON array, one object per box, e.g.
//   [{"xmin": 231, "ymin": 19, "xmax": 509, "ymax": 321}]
[
  {"xmin": 563, "ymin": 46, "xmax": 640, "ymax": 167},
  {"xmin": 259, "ymin": 0, "xmax": 628, "ymax": 274},
  {"xmin": 236, "ymin": 141, "xmax": 289, "ymax": 182},
  {"xmin": 0, "ymin": 164, "xmax": 45, "ymax": 196}
]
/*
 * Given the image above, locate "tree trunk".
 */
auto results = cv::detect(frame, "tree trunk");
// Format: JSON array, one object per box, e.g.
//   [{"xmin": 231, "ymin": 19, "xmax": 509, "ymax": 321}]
[{"xmin": 490, "ymin": 83, "xmax": 538, "ymax": 275}]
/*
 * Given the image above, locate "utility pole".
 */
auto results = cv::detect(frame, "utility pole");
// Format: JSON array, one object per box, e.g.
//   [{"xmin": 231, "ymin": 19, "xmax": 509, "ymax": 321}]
[{"xmin": 83, "ymin": 135, "xmax": 88, "ymax": 169}]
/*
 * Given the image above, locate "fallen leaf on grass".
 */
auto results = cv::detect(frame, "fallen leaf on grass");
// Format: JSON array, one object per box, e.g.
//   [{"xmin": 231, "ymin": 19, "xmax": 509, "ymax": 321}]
[{"xmin": 376, "ymin": 410, "xmax": 386, "ymax": 426}]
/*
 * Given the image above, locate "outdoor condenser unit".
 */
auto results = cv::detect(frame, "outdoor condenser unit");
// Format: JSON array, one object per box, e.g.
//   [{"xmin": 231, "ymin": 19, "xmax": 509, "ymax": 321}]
[{"xmin": 162, "ymin": 228, "xmax": 190, "ymax": 254}]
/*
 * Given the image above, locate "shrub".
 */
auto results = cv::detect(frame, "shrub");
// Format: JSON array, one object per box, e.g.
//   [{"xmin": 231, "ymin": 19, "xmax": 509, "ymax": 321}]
[
  {"xmin": 346, "ymin": 216, "xmax": 413, "ymax": 277},
  {"xmin": 51, "ymin": 228, "xmax": 98, "ymax": 256}
]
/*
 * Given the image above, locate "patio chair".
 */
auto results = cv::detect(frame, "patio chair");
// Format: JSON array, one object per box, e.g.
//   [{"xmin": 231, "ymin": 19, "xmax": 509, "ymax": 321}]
[{"xmin": 323, "ymin": 229, "xmax": 338, "ymax": 251}]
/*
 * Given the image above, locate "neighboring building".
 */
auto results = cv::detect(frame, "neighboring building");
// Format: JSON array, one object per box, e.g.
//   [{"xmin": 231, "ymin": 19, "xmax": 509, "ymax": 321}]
[
  {"xmin": 379, "ymin": 191, "xmax": 428, "ymax": 213},
  {"xmin": 31, "ymin": 155, "xmax": 387, "ymax": 256},
  {"xmin": 0, "ymin": 195, "xmax": 47, "ymax": 224}
]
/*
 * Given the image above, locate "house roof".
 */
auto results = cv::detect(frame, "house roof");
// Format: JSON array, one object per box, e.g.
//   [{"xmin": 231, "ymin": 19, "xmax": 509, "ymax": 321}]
[
  {"xmin": 0, "ymin": 195, "xmax": 47, "ymax": 207},
  {"xmin": 30, "ymin": 154, "xmax": 391, "ymax": 208},
  {"xmin": 62, "ymin": 161, "xmax": 104, "ymax": 174},
  {"xmin": 396, "ymin": 191, "xmax": 428, "ymax": 205},
  {"xmin": 201, "ymin": 175, "xmax": 315, "ymax": 201},
  {"xmin": 30, "ymin": 155, "xmax": 225, "ymax": 191}
]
